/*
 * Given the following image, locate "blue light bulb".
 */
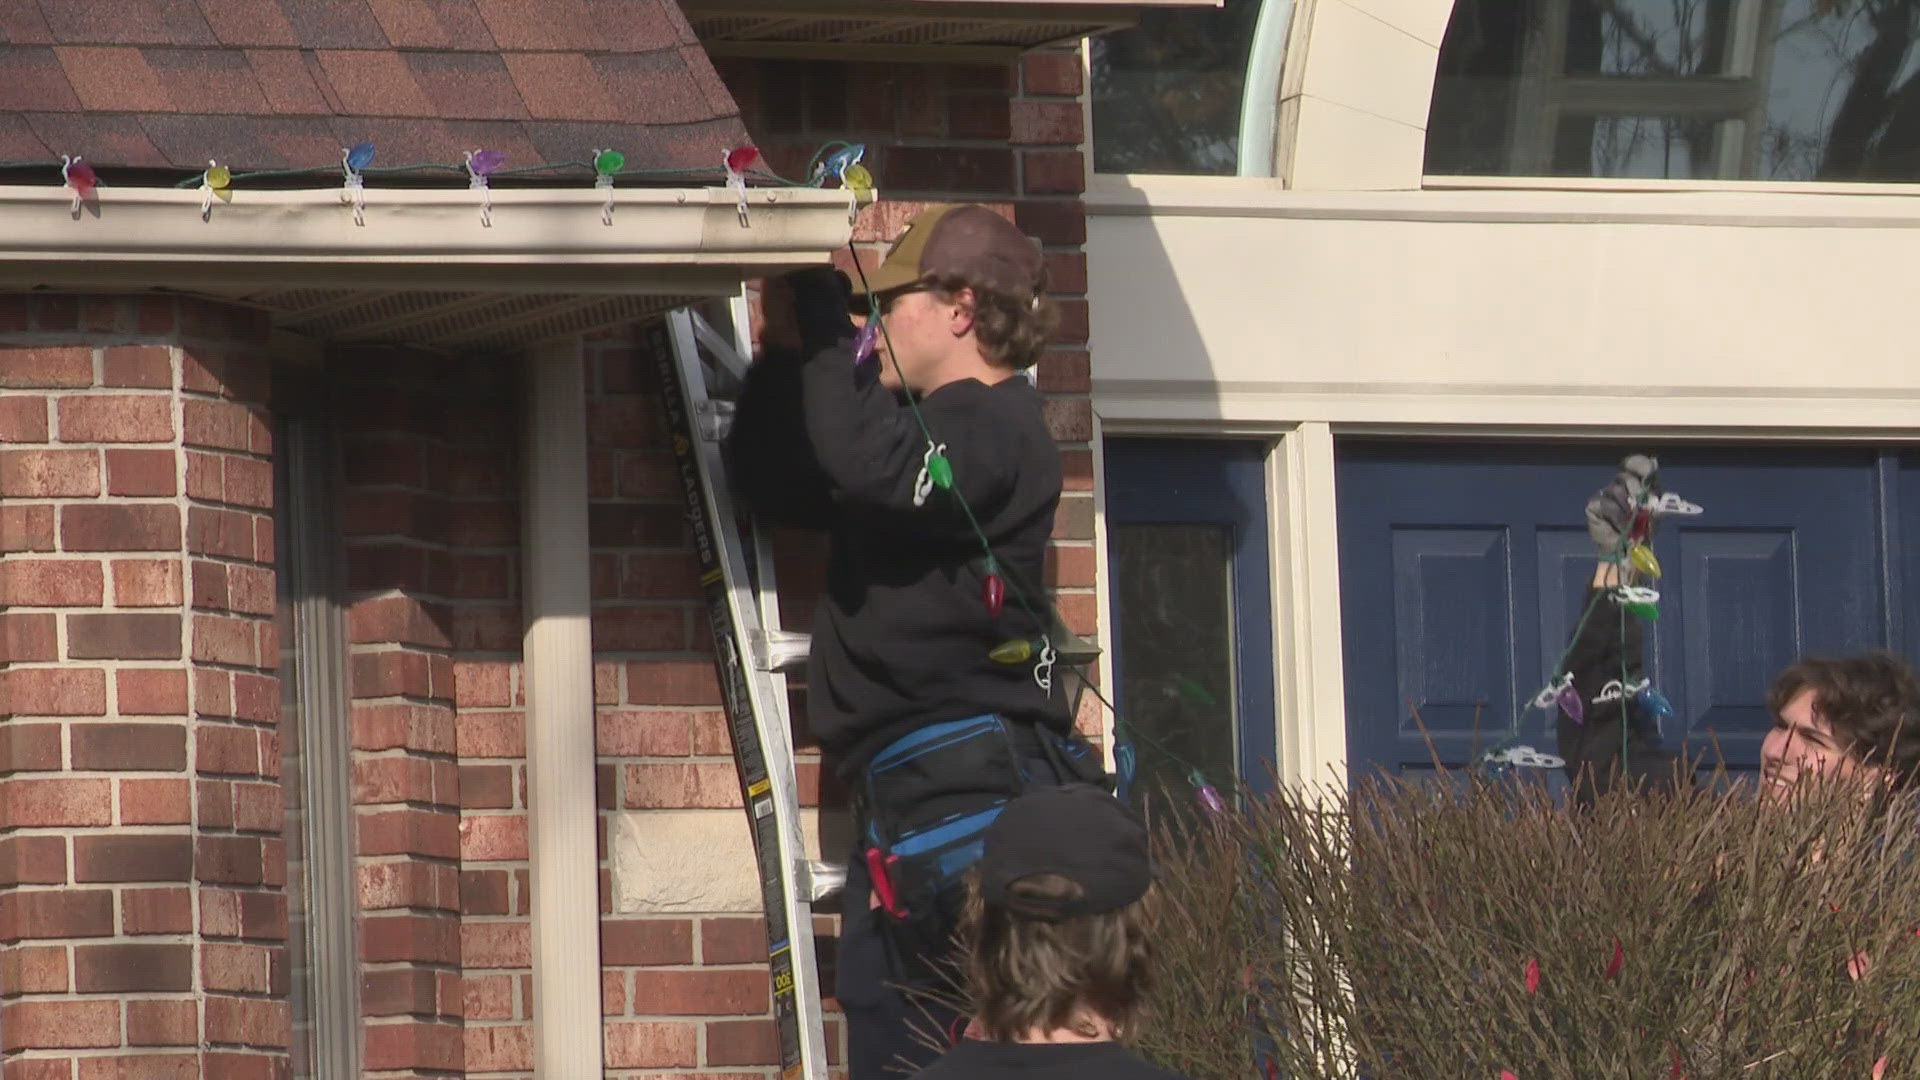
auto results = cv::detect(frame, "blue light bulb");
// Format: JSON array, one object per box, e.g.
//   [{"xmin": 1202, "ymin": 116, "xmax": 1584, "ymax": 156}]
[{"xmin": 1636, "ymin": 685, "xmax": 1674, "ymax": 723}]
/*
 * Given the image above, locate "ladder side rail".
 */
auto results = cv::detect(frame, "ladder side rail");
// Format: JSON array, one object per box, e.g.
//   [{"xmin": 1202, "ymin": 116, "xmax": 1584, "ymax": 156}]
[{"xmin": 656, "ymin": 310, "xmax": 830, "ymax": 1080}]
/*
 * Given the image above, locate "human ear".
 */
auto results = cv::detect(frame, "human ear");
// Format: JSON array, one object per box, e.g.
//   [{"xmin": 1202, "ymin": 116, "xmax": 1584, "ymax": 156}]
[{"xmin": 948, "ymin": 287, "xmax": 978, "ymax": 338}]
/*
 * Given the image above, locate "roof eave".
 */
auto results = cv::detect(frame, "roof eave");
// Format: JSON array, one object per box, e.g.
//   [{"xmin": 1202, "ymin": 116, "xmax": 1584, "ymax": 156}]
[
  {"xmin": 0, "ymin": 185, "xmax": 856, "ymax": 295},
  {"xmin": 684, "ymin": 0, "xmax": 1222, "ymax": 62}
]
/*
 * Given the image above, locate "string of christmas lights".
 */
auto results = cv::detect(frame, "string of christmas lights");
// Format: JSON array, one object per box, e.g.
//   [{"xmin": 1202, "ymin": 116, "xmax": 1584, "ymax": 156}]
[
  {"xmin": 1483, "ymin": 484, "xmax": 1702, "ymax": 780},
  {"xmin": 5, "ymin": 138, "xmax": 877, "ymax": 228}
]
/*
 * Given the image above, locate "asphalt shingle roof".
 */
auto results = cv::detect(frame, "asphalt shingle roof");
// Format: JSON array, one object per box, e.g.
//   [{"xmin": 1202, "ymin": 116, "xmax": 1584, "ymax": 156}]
[{"xmin": 0, "ymin": 0, "xmax": 747, "ymax": 177}]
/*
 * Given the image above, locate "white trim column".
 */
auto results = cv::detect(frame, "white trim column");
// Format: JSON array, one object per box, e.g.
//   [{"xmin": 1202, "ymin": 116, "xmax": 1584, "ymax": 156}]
[
  {"xmin": 1089, "ymin": 414, "xmax": 1120, "ymax": 772},
  {"xmin": 521, "ymin": 336, "xmax": 606, "ymax": 1076},
  {"xmin": 1270, "ymin": 422, "xmax": 1350, "ymax": 788}
]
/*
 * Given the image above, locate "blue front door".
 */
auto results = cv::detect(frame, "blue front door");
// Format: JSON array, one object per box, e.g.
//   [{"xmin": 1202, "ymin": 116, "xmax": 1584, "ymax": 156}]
[{"xmin": 1335, "ymin": 443, "xmax": 1900, "ymax": 780}]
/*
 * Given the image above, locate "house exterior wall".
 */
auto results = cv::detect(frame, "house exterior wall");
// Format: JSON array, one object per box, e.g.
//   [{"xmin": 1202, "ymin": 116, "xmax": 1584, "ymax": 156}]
[
  {"xmin": 0, "ymin": 294, "xmax": 288, "ymax": 1079},
  {"xmin": 1086, "ymin": 0, "xmax": 1920, "ymax": 786}
]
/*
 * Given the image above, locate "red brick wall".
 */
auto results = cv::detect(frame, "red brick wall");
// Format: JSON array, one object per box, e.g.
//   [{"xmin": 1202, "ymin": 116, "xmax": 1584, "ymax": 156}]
[
  {"xmin": 0, "ymin": 294, "xmax": 289, "ymax": 1079},
  {"xmin": 0, "ymin": 42, "xmax": 1099, "ymax": 1080}
]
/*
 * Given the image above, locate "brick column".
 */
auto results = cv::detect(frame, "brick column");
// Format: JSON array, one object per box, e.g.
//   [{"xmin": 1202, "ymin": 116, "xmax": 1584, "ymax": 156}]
[
  {"xmin": 0, "ymin": 294, "xmax": 288, "ymax": 1078},
  {"xmin": 1014, "ymin": 45, "xmax": 1104, "ymax": 737},
  {"xmin": 333, "ymin": 349, "xmax": 471, "ymax": 1078}
]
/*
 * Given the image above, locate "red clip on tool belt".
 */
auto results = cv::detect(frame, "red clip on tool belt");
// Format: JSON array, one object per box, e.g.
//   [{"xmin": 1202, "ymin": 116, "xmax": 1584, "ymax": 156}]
[{"xmin": 865, "ymin": 846, "xmax": 905, "ymax": 918}]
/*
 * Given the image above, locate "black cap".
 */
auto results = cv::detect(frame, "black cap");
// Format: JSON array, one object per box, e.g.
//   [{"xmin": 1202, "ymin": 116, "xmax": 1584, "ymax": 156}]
[{"xmin": 978, "ymin": 785, "xmax": 1151, "ymax": 920}]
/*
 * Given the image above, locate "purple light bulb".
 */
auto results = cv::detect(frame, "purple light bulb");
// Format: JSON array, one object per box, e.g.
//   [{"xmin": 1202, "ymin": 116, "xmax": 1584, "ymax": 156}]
[
  {"xmin": 1196, "ymin": 784, "xmax": 1226, "ymax": 816},
  {"xmin": 852, "ymin": 322, "xmax": 879, "ymax": 368},
  {"xmin": 1556, "ymin": 682, "xmax": 1586, "ymax": 725}
]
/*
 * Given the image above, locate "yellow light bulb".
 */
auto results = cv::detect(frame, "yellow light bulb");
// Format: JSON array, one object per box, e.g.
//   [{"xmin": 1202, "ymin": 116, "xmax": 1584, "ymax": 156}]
[
  {"xmin": 1628, "ymin": 543, "xmax": 1662, "ymax": 579},
  {"xmin": 989, "ymin": 639, "xmax": 1034, "ymax": 665}
]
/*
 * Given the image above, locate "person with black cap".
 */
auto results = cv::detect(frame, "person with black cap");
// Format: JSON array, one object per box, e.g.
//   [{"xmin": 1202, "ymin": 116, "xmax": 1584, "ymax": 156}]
[
  {"xmin": 728, "ymin": 206, "xmax": 1108, "ymax": 1078},
  {"xmin": 914, "ymin": 784, "xmax": 1186, "ymax": 1080}
]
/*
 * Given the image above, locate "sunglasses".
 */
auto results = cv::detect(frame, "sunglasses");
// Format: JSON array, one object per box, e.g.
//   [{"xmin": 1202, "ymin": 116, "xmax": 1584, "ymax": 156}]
[{"xmin": 851, "ymin": 284, "xmax": 929, "ymax": 318}]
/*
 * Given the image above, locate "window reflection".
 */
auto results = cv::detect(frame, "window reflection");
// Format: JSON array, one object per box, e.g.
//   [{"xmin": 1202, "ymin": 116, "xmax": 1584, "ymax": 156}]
[
  {"xmin": 1564, "ymin": 0, "xmax": 1735, "ymax": 75},
  {"xmin": 1112, "ymin": 524, "xmax": 1239, "ymax": 806},
  {"xmin": 1574, "ymin": 114, "xmax": 1724, "ymax": 177},
  {"xmin": 1430, "ymin": 0, "xmax": 1920, "ymax": 181},
  {"xmin": 1089, "ymin": 0, "xmax": 1265, "ymax": 175}
]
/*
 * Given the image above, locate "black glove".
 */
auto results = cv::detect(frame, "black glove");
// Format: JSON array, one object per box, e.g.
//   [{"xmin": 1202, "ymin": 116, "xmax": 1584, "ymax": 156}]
[
  {"xmin": 782, "ymin": 267, "xmax": 857, "ymax": 356},
  {"xmin": 1585, "ymin": 455, "xmax": 1658, "ymax": 556}
]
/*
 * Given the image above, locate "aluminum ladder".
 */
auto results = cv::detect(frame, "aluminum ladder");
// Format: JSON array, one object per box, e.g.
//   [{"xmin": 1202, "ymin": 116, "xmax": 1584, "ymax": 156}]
[{"xmin": 647, "ymin": 296, "xmax": 843, "ymax": 1080}]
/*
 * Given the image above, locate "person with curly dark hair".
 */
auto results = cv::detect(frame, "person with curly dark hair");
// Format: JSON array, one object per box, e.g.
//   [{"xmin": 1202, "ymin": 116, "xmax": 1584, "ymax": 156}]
[
  {"xmin": 1763, "ymin": 654, "xmax": 1920, "ymax": 797},
  {"xmin": 914, "ymin": 784, "xmax": 1186, "ymax": 1080},
  {"xmin": 1560, "ymin": 457, "xmax": 1920, "ymax": 802}
]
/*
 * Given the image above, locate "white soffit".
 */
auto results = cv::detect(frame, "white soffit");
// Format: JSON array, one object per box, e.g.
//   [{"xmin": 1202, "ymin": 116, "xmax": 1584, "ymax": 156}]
[{"xmin": 0, "ymin": 184, "xmax": 854, "ymax": 353}]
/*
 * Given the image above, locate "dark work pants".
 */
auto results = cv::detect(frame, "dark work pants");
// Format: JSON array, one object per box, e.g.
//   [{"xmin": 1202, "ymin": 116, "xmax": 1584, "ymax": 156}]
[{"xmin": 837, "ymin": 734, "xmax": 1074, "ymax": 1080}]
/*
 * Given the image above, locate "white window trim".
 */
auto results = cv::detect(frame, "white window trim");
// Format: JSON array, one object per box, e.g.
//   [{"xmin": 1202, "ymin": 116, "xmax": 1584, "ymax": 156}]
[{"xmin": 1423, "ymin": 173, "xmax": 1920, "ymax": 197}]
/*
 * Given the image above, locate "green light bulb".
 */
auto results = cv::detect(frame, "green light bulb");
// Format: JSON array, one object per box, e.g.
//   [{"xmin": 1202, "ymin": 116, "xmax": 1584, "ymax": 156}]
[{"xmin": 926, "ymin": 452, "xmax": 953, "ymax": 490}]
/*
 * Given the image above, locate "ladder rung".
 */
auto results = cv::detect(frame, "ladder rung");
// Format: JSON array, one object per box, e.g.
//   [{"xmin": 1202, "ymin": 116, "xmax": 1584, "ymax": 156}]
[
  {"xmin": 800, "ymin": 859, "xmax": 846, "ymax": 903},
  {"xmin": 696, "ymin": 400, "xmax": 734, "ymax": 442},
  {"xmin": 749, "ymin": 629, "xmax": 811, "ymax": 673}
]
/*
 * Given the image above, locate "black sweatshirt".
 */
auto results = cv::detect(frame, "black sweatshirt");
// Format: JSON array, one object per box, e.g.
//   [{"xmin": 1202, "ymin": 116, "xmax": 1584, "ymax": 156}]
[
  {"xmin": 915, "ymin": 1039, "xmax": 1187, "ymax": 1080},
  {"xmin": 727, "ymin": 269, "xmax": 1068, "ymax": 775},
  {"xmin": 1557, "ymin": 585, "xmax": 1689, "ymax": 801}
]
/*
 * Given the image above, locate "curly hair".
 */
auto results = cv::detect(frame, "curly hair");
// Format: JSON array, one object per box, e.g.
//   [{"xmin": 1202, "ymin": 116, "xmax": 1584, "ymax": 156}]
[
  {"xmin": 923, "ymin": 271, "xmax": 1059, "ymax": 371},
  {"xmin": 1768, "ymin": 651, "xmax": 1920, "ymax": 790},
  {"xmin": 959, "ymin": 872, "xmax": 1158, "ymax": 1042}
]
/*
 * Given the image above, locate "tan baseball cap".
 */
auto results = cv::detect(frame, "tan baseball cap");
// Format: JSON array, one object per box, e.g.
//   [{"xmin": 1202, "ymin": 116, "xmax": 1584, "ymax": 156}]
[{"xmin": 857, "ymin": 204, "xmax": 1046, "ymax": 301}]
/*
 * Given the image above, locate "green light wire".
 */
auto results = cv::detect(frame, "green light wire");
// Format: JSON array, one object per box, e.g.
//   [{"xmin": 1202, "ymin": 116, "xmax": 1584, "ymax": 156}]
[{"xmin": 1487, "ymin": 518, "xmax": 1660, "ymax": 782}]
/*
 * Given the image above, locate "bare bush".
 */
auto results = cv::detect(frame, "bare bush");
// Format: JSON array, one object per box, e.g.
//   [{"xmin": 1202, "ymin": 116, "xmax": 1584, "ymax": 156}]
[{"xmin": 1139, "ymin": 774, "xmax": 1920, "ymax": 1079}]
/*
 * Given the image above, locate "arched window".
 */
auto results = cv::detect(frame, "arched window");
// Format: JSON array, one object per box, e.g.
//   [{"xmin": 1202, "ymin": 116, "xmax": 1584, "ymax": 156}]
[
  {"xmin": 1089, "ymin": 0, "xmax": 1286, "ymax": 175},
  {"xmin": 1427, "ymin": 0, "xmax": 1920, "ymax": 181}
]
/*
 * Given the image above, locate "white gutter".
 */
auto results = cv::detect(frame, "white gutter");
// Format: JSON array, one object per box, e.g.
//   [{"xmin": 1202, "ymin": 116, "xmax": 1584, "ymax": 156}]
[{"xmin": 0, "ymin": 185, "xmax": 857, "ymax": 292}]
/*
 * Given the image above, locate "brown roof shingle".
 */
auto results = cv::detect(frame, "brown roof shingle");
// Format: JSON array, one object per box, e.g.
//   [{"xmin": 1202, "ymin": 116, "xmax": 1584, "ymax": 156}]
[{"xmin": 2, "ymin": 0, "xmax": 745, "ymax": 177}]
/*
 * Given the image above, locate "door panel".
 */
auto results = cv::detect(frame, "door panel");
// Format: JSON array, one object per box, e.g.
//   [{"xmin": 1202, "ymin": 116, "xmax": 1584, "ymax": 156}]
[
  {"xmin": 1676, "ymin": 530, "xmax": 1798, "ymax": 740},
  {"xmin": 1336, "ymin": 443, "xmax": 1883, "ymax": 779},
  {"xmin": 1389, "ymin": 527, "xmax": 1513, "ymax": 751}
]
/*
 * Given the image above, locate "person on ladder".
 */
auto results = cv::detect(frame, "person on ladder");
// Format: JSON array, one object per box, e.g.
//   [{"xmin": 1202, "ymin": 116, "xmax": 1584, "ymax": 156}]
[{"xmin": 729, "ymin": 204, "xmax": 1109, "ymax": 1079}]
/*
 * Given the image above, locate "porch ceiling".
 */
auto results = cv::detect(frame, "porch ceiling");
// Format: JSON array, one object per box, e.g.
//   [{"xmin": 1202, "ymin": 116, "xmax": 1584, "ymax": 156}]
[
  {"xmin": 681, "ymin": 0, "xmax": 1222, "ymax": 61},
  {"xmin": 202, "ymin": 287, "xmax": 701, "ymax": 354}
]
